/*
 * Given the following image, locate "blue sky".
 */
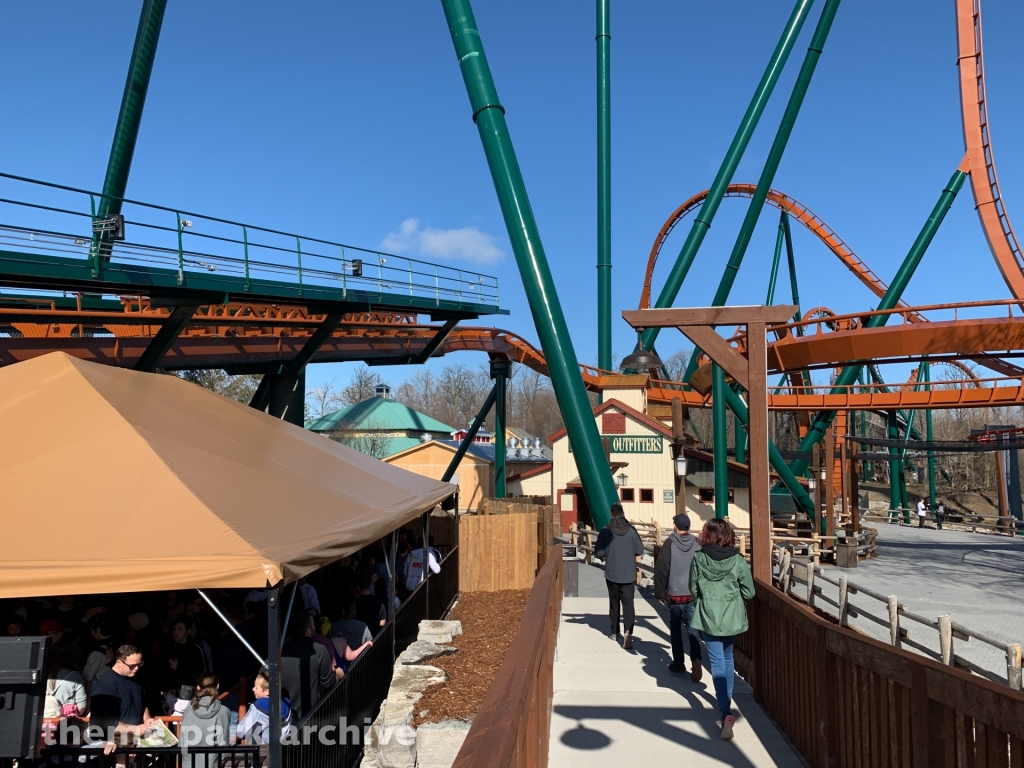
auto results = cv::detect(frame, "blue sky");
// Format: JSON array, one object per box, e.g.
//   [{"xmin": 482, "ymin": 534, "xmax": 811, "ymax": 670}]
[{"xmin": 2, "ymin": 1, "xmax": 1023, "ymax": 393}]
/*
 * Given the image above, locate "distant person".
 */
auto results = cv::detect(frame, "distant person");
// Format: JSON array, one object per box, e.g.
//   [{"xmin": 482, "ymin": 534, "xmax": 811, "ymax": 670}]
[
  {"xmin": 236, "ymin": 669, "xmax": 294, "ymax": 745},
  {"xmin": 329, "ymin": 602, "xmax": 373, "ymax": 659},
  {"xmin": 355, "ymin": 575, "xmax": 387, "ymax": 636},
  {"xmin": 689, "ymin": 519, "xmax": 755, "ymax": 741},
  {"xmin": 89, "ymin": 645, "xmax": 154, "ymax": 744},
  {"xmin": 280, "ymin": 614, "xmax": 340, "ymax": 719},
  {"xmin": 43, "ymin": 646, "xmax": 87, "ymax": 718},
  {"xmin": 653, "ymin": 513, "xmax": 703, "ymax": 681},
  {"xmin": 594, "ymin": 503, "xmax": 644, "ymax": 650},
  {"xmin": 180, "ymin": 673, "xmax": 229, "ymax": 768},
  {"xmin": 405, "ymin": 538, "xmax": 441, "ymax": 593},
  {"xmin": 917, "ymin": 498, "xmax": 927, "ymax": 528},
  {"xmin": 935, "ymin": 501, "xmax": 946, "ymax": 531}
]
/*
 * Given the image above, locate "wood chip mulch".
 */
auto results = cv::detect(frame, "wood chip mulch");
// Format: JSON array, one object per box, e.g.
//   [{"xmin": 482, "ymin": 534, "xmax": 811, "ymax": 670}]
[{"xmin": 412, "ymin": 589, "xmax": 530, "ymax": 727}]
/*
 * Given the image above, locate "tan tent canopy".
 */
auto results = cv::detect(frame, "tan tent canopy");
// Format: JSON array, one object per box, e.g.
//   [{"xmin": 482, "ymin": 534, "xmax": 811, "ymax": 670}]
[{"xmin": 0, "ymin": 353, "xmax": 455, "ymax": 599}]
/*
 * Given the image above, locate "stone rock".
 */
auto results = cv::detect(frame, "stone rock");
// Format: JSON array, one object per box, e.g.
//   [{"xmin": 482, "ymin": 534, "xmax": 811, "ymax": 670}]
[
  {"xmin": 399, "ymin": 640, "xmax": 456, "ymax": 666},
  {"xmin": 417, "ymin": 620, "xmax": 463, "ymax": 644},
  {"xmin": 365, "ymin": 663, "xmax": 447, "ymax": 768},
  {"xmin": 415, "ymin": 721, "xmax": 471, "ymax": 768}
]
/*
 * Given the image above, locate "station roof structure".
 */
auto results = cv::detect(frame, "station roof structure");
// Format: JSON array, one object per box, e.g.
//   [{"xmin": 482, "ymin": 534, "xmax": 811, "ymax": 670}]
[
  {"xmin": 0, "ymin": 353, "xmax": 455, "ymax": 599},
  {"xmin": 307, "ymin": 396, "xmax": 455, "ymax": 434}
]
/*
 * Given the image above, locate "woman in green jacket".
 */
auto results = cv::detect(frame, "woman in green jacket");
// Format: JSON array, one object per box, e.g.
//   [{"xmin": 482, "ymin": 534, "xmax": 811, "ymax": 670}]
[{"xmin": 689, "ymin": 518, "xmax": 755, "ymax": 740}]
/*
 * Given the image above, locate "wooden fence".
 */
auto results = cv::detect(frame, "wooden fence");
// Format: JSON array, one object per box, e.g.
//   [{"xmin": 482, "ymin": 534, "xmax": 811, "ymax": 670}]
[
  {"xmin": 863, "ymin": 508, "xmax": 1024, "ymax": 537},
  {"xmin": 460, "ymin": 511, "xmax": 539, "ymax": 591},
  {"xmin": 738, "ymin": 580, "xmax": 1024, "ymax": 767},
  {"xmin": 775, "ymin": 546, "xmax": 1023, "ymax": 689},
  {"xmin": 451, "ymin": 549, "xmax": 562, "ymax": 768}
]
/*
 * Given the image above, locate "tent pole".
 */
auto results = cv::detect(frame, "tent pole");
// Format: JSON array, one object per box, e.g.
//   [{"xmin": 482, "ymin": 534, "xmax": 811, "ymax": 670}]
[
  {"xmin": 281, "ymin": 582, "xmax": 299, "ymax": 639},
  {"xmin": 389, "ymin": 530, "xmax": 398, "ymax": 664},
  {"xmin": 197, "ymin": 590, "xmax": 266, "ymax": 667},
  {"xmin": 267, "ymin": 584, "xmax": 282, "ymax": 768}
]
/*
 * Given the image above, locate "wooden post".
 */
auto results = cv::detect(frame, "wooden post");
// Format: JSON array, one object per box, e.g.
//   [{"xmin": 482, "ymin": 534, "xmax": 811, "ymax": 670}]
[
  {"xmin": 838, "ymin": 575, "xmax": 849, "ymax": 627},
  {"xmin": 1007, "ymin": 643, "xmax": 1022, "ymax": 690},
  {"xmin": 938, "ymin": 614, "xmax": 953, "ymax": 665},
  {"xmin": 811, "ymin": 529, "xmax": 820, "ymax": 567},
  {"xmin": 584, "ymin": 529, "xmax": 592, "ymax": 565},
  {"xmin": 851, "ymin": 439, "xmax": 861, "ymax": 534},
  {"xmin": 840, "ymin": 437, "xmax": 850, "ymax": 528},
  {"xmin": 672, "ymin": 398, "xmax": 688, "ymax": 517},
  {"xmin": 888, "ymin": 595, "xmax": 901, "ymax": 648},
  {"xmin": 746, "ymin": 320, "xmax": 771, "ymax": 583},
  {"xmin": 825, "ymin": 425, "xmax": 835, "ymax": 548},
  {"xmin": 812, "ymin": 442, "xmax": 821, "ymax": 532},
  {"xmin": 806, "ymin": 562, "xmax": 816, "ymax": 608},
  {"xmin": 780, "ymin": 547, "xmax": 792, "ymax": 593}
]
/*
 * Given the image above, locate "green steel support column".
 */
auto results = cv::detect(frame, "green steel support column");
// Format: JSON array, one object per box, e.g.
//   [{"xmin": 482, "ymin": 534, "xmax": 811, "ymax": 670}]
[
  {"xmin": 887, "ymin": 411, "xmax": 902, "ymax": 519},
  {"xmin": 784, "ymin": 211, "xmax": 802, "ymax": 325},
  {"xmin": 713, "ymin": 365, "xmax": 729, "ymax": 519},
  {"xmin": 735, "ymin": 416, "xmax": 747, "ymax": 465},
  {"xmin": 721, "ymin": 385, "xmax": 814, "ymax": 515},
  {"xmin": 765, "ymin": 211, "xmax": 787, "ymax": 305},
  {"xmin": 925, "ymin": 364, "xmax": 937, "ymax": 507},
  {"xmin": 443, "ymin": 386, "xmax": 497, "ymax": 483},
  {"xmin": 683, "ymin": 0, "xmax": 841, "ymax": 382},
  {"xmin": 491, "ymin": 358, "xmax": 509, "ymax": 499},
  {"xmin": 639, "ymin": 0, "xmax": 814, "ymax": 353},
  {"xmin": 441, "ymin": 0, "xmax": 619, "ymax": 529},
  {"xmin": 898, "ymin": 457, "xmax": 911, "ymax": 519},
  {"xmin": 596, "ymin": 0, "xmax": 612, "ymax": 373},
  {"xmin": 96, "ymin": 0, "xmax": 167, "ymax": 252},
  {"xmin": 787, "ymin": 167, "xmax": 968, "ymax": 477}
]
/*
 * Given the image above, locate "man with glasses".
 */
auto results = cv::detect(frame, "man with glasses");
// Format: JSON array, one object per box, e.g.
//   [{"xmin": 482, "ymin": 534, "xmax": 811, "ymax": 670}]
[{"xmin": 89, "ymin": 644, "xmax": 154, "ymax": 745}]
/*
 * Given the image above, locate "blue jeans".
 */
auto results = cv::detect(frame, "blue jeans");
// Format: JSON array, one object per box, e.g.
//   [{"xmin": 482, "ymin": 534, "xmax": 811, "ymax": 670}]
[
  {"xmin": 702, "ymin": 633, "xmax": 736, "ymax": 719},
  {"xmin": 668, "ymin": 602, "xmax": 702, "ymax": 665}
]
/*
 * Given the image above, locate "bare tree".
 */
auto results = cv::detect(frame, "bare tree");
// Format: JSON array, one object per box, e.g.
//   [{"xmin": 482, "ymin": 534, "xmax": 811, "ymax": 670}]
[
  {"xmin": 306, "ymin": 377, "xmax": 345, "ymax": 419},
  {"xmin": 341, "ymin": 365, "xmax": 389, "ymax": 406},
  {"xmin": 328, "ymin": 418, "xmax": 398, "ymax": 460}
]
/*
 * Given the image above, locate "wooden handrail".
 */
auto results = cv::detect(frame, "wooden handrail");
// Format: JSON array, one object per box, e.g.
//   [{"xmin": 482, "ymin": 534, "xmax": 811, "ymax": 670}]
[
  {"xmin": 451, "ymin": 547, "xmax": 562, "ymax": 768},
  {"xmin": 742, "ymin": 580, "xmax": 1024, "ymax": 766}
]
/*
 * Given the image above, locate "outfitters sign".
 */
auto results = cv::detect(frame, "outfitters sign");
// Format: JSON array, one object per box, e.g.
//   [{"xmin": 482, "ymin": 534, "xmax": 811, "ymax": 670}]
[{"xmin": 569, "ymin": 435, "xmax": 663, "ymax": 454}]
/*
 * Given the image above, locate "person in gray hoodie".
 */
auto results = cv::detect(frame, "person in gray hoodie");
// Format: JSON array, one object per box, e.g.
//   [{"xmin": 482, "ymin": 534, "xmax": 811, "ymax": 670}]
[
  {"xmin": 594, "ymin": 503, "xmax": 645, "ymax": 649},
  {"xmin": 654, "ymin": 513, "xmax": 703, "ymax": 681},
  {"xmin": 180, "ymin": 673, "xmax": 230, "ymax": 768}
]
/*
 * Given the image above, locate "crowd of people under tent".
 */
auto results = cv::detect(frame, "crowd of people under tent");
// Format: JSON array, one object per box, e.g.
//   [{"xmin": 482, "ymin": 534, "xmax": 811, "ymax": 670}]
[{"xmin": 1, "ymin": 528, "xmax": 443, "ymax": 748}]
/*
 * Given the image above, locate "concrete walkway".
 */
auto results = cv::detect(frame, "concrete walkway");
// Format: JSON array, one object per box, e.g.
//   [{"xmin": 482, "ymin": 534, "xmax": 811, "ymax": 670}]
[
  {"xmin": 817, "ymin": 522, "xmax": 1024, "ymax": 678},
  {"xmin": 548, "ymin": 563, "xmax": 803, "ymax": 768}
]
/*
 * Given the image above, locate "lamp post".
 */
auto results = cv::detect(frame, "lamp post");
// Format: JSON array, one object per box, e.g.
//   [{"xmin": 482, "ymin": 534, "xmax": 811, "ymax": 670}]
[{"xmin": 616, "ymin": 472, "xmax": 628, "ymax": 488}]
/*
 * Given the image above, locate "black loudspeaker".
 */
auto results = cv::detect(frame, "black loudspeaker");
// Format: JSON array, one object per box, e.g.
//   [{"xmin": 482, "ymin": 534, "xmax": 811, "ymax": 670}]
[{"xmin": 0, "ymin": 636, "xmax": 48, "ymax": 759}]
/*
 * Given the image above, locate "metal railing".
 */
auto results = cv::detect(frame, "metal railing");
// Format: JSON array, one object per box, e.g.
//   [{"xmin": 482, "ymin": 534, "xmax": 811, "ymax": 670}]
[
  {"xmin": 281, "ymin": 546, "xmax": 460, "ymax": 768},
  {"xmin": 0, "ymin": 172, "xmax": 499, "ymax": 307},
  {"xmin": 282, "ymin": 622, "xmax": 396, "ymax": 768},
  {"xmin": 39, "ymin": 744, "xmax": 261, "ymax": 768},
  {"xmin": 774, "ymin": 545, "xmax": 1023, "ymax": 690}
]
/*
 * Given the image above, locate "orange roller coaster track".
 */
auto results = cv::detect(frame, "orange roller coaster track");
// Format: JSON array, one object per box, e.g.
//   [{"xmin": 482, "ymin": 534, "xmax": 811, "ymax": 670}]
[
  {"xmin": 956, "ymin": 0, "xmax": 1024, "ymax": 298},
  {"xmin": 638, "ymin": 185, "xmax": 923, "ymax": 321}
]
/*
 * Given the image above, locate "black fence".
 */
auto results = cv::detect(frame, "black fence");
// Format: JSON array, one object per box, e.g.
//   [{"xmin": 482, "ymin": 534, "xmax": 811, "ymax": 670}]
[
  {"xmin": 38, "ymin": 745, "xmax": 261, "ymax": 768},
  {"xmin": 427, "ymin": 547, "xmax": 459, "ymax": 621},
  {"xmin": 285, "ymin": 545, "xmax": 460, "ymax": 768},
  {"xmin": 282, "ymin": 622, "xmax": 395, "ymax": 768}
]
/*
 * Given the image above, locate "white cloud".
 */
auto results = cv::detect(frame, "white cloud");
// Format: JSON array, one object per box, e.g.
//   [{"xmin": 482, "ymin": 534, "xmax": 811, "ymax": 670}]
[{"xmin": 381, "ymin": 218, "xmax": 504, "ymax": 266}]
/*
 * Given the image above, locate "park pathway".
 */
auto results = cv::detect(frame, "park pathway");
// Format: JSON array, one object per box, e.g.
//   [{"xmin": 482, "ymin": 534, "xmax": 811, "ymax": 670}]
[{"xmin": 547, "ymin": 563, "xmax": 802, "ymax": 768}]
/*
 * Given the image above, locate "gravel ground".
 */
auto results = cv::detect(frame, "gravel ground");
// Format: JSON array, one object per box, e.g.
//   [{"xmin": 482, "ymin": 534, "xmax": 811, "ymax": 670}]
[{"xmin": 413, "ymin": 589, "xmax": 530, "ymax": 726}]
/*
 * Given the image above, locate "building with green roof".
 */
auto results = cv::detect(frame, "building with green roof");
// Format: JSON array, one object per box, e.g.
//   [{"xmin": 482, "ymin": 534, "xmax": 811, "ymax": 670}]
[{"xmin": 306, "ymin": 392, "xmax": 456, "ymax": 458}]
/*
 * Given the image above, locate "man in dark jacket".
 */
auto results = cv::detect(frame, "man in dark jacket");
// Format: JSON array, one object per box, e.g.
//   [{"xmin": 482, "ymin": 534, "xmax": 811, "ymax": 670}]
[
  {"xmin": 594, "ymin": 503, "xmax": 645, "ymax": 649},
  {"xmin": 653, "ymin": 513, "xmax": 703, "ymax": 682}
]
